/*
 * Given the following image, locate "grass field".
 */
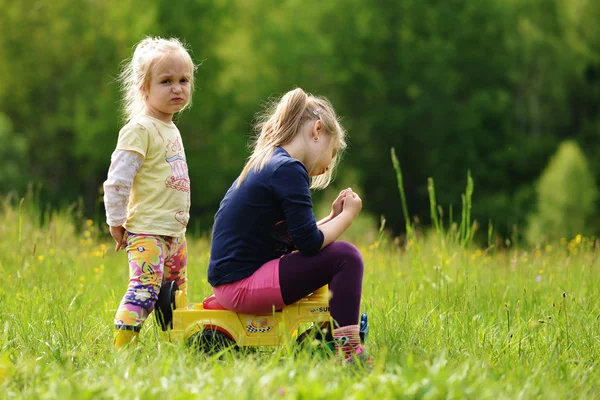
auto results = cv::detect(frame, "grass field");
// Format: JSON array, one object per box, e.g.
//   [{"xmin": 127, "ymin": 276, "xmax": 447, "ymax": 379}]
[{"xmin": 1, "ymin": 194, "xmax": 600, "ymax": 399}]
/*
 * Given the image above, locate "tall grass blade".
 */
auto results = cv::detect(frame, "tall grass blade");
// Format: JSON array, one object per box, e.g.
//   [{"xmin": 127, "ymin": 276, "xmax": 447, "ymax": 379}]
[{"xmin": 390, "ymin": 147, "xmax": 413, "ymax": 240}]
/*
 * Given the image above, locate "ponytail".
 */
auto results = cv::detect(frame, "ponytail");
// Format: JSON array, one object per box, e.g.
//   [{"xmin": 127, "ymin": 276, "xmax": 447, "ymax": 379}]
[{"xmin": 237, "ymin": 88, "xmax": 309, "ymax": 186}]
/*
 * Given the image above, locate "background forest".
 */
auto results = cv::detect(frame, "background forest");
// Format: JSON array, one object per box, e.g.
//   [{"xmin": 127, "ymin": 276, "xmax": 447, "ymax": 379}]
[{"xmin": 1, "ymin": 0, "xmax": 599, "ymax": 242}]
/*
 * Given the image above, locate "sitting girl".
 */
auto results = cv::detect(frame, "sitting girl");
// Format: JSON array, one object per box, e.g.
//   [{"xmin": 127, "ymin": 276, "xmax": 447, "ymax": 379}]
[{"xmin": 208, "ymin": 88, "xmax": 371, "ymax": 364}]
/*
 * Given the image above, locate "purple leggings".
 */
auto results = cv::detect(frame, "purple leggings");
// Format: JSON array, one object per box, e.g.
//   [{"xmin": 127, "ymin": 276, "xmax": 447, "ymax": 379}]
[
  {"xmin": 280, "ymin": 241, "xmax": 364, "ymax": 327},
  {"xmin": 213, "ymin": 241, "xmax": 364, "ymax": 327}
]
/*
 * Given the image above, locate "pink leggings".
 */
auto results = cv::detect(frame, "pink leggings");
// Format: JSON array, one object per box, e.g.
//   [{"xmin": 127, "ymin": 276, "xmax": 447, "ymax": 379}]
[{"xmin": 213, "ymin": 241, "xmax": 363, "ymax": 327}]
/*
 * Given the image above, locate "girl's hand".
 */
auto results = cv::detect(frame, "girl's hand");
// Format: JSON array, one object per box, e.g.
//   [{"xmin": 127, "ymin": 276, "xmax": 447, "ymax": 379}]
[
  {"xmin": 331, "ymin": 189, "xmax": 348, "ymax": 219},
  {"xmin": 110, "ymin": 225, "xmax": 127, "ymax": 251},
  {"xmin": 342, "ymin": 189, "xmax": 362, "ymax": 219}
]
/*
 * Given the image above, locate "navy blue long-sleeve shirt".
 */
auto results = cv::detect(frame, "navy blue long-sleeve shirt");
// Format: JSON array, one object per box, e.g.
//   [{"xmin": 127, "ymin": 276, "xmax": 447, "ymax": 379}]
[{"xmin": 208, "ymin": 147, "xmax": 325, "ymax": 286}]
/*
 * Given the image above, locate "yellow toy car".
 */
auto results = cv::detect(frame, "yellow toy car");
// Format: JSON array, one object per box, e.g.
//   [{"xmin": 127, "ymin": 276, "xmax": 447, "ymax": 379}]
[{"xmin": 156, "ymin": 281, "xmax": 368, "ymax": 353}]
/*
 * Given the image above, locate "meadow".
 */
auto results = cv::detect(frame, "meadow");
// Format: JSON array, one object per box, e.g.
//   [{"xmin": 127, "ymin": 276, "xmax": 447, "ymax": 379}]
[{"xmin": 1, "ymin": 193, "xmax": 599, "ymax": 399}]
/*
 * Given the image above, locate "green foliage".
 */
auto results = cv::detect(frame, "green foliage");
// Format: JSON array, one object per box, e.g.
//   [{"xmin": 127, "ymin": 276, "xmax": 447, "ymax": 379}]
[
  {"xmin": 526, "ymin": 140, "xmax": 598, "ymax": 243},
  {"xmin": 0, "ymin": 114, "xmax": 29, "ymax": 193},
  {"xmin": 1, "ymin": 0, "xmax": 600, "ymax": 236}
]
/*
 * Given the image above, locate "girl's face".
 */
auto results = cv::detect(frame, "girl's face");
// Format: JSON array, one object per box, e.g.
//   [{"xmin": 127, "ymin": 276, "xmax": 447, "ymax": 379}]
[
  {"xmin": 143, "ymin": 51, "xmax": 193, "ymax": 123},
  {"xmin": 306, "ymin": 121, "xmax": 338, "ymax": 177}
]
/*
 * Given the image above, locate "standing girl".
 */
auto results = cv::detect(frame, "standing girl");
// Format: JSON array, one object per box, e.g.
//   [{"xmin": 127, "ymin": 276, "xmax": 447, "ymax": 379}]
[
  {"xmin": 103, "ymin": 37, "xmax": 196, "ymax": 350},
  {"xmin": 208, "ymin": 88, "xmax": 371, "ymax": 364}
]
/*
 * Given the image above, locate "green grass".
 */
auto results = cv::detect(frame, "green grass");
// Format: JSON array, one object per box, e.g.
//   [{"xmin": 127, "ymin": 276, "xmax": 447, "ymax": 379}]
[{"xmin": 1, "ymin": 194, "xmax": 600, "ymax": 399}]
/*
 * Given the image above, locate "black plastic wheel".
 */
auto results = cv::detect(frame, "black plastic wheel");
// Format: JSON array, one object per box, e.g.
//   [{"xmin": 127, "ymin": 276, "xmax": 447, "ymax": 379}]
[
  {"xmin": 155, "ymin": 281, "xmax": 178, "ymax": 331},
  {"xmin": 297, "ymin": 313, "xmax": 369, "ymax": 356},
  {"xmin": 296, "ymin": 322, "xmax": 335, "ymax": 355},
  {"xmin": 189, "ymin": 329, "xmax": 237, "ymax": 354}
]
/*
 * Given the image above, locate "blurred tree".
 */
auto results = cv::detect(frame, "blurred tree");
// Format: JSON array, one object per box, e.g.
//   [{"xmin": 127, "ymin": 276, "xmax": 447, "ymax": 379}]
[
  {"xmin": 0, "ymin": 0, "xmax": 599, "ymax": 239},
  {"xmin": 526, "ymin": 140, "xmax": 597, "ymax": 243},
  {"xmin": 156, "ymin": 0, "xmax": 363, "ymax": 229},
  {"xmin": 321, "ymin": 0, "xmax": 600, "ymax": 237},
  {"xmin": 0, "ymin": 0, "xmax": 157, "ymax": 212},
  {"xmin": 151, "ymin": 0, "xmax": 256, "ymax": 230},
  {"xmin": 0, "ymin": 113, "xmax": 29, "ymax": 194},
  {"xmin": 318, "ymin": 0, "xmax": 524, "ymax": 233}
]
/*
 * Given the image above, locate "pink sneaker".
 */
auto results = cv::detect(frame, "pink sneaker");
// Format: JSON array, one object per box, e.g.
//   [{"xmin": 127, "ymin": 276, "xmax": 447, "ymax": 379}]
[{"xmin": 345, "ymin": 345, "xmax": 374, "ymax": 366}]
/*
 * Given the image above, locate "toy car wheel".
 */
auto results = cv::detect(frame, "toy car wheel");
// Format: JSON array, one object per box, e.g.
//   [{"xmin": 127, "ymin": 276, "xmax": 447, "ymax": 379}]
[
  {"xmin": 296, "ymin": 323, "xmax": 335, "ymax": 355},
  {"xmin": 155, "ymin": 281, "xmax": 178, "ymax": 331},
  {"xmin": 189, "ymin": 329, "xmax": 237, "ymax": 354}
]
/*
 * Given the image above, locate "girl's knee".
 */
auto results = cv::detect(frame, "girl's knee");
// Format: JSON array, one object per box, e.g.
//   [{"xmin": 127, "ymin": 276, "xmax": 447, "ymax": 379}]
[{"xmin": 330, "ymin": 241, "xmax": 364, "ymax": 269}]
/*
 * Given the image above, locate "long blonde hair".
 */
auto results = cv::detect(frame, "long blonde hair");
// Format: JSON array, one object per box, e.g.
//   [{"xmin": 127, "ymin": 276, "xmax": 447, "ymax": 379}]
[
  {"xmin": 118, "ymin": 36, "xmax": 196, "ymax": 122},
  {"xmin": 238, "ymin": 88, "xmax": 347, "ymax": 190}
]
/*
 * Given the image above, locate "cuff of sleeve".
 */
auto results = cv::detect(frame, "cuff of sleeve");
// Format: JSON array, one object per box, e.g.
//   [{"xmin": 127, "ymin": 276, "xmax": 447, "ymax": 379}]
[{"xmin": 106, "ymin": 217, "xmax": 127, "ymax": 227}]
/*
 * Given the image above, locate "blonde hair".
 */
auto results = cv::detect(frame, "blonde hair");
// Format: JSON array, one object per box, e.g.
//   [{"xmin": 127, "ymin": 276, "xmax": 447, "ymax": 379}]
[
  {"xmin": 238, "ymin": 88, "xmax": 347, "ymax": 190},
  {"xmin": 119, "ymin": 36, "xmax": 196, "ymax": 122}
]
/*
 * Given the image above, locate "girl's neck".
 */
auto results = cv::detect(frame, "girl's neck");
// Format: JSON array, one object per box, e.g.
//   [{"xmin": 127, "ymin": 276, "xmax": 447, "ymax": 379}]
[
  {"xmin": 143, "ymin": 106, "xmax": 173, "ymax": 124},
  {"xmin": 281, "ymin": 140, "xmax": 307, "ymax": 165},
  {"xmin": 141, "ymin": 114, "xmax": 176, "ymax": 129}
]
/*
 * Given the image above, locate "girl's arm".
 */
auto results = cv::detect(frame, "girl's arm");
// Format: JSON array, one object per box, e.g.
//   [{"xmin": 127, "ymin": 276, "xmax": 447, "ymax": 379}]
[
  {"xmin": 103, "ymin": 149, "xmax": 144, "ymax": 249},
  {"xmin": 316, "ymin": 215, "xmax": 333, "ymax": 226}
]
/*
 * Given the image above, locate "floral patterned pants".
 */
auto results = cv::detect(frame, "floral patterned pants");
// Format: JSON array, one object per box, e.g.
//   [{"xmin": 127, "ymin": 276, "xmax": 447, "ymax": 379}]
[{"xmin": 114, "ymin": 233, "xmax": 187, "ymax": 332}]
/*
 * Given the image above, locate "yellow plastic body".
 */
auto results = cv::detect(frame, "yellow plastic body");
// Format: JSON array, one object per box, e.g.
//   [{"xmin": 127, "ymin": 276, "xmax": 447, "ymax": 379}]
[{"xmin": 170, "ymin": 285, "xmax": 331, "ymax": 346}]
